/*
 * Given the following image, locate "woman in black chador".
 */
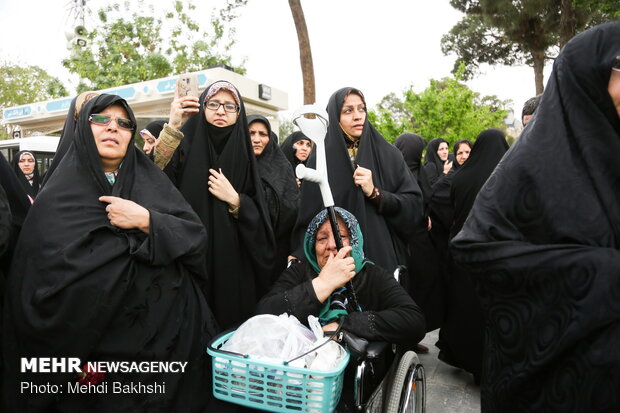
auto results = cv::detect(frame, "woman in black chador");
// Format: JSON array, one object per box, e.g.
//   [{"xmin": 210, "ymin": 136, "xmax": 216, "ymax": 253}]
[
  {"xmin": 11, "ymin": 150, "xmax": 41, "ymax": 200},
  {"xmin": 247, "ymin": 114, "xmax": 299, "ymax": 282},
  {"xmin": 439, "ymin": 129, "xmax": 508, "ymax": 382},
  {"xmin": 394, "ymin": 133, "xmax": 442, "ymax": 331},
  {"xmin": 155, "ymin": 80, "xmax": 275, "ymax": 330},
  {"xmin": 290, "ymin": 87, "xmax": 423, "ymax": 271},
  {"xmin": 452, "ymin": 22, "xmax": 620, "ymax": 412},
  {"xmin": 3, "ymin": 94, "xmax": 216, "ymax": 412}
]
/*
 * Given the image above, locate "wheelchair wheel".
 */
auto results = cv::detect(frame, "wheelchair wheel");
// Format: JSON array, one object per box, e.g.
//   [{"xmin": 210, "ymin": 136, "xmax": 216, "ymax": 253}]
[{"xmin": 384, "ymin": 351, "xmax": 425, "ymax": 413}]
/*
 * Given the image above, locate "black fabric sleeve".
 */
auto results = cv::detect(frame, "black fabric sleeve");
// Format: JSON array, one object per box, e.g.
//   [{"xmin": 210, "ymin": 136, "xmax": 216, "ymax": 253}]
[
  {"xmin": 342, "ymin": 265, "xmax": 426, "ymax": 345},
  {"xmin": 255, "ymin": 264, "xmax": 323, "ymax": 325},
  {"xmin": 0, "ymin": 185, "xmax": 12, "ymax": 259},
  {"xmin": 378, "ymin": 161, "xmax": 425, "ymax": 240},
  {"xmin": 129, "ymin": 209, "xmax": 207, "ymax": 278},
  {"xmin": 425, "ymin": 163, "xmax": 440, "ymax": 186},
  {"xmin": 237, "ymin": 193, "xmax": 276, "ymax": 289}
]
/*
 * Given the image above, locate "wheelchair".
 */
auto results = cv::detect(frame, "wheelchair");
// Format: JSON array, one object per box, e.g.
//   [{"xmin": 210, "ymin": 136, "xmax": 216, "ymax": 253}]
[
  {"xmin": 207, "ymin": 266, "xmax": 426, "ymax": 413},
  {"xmin": 335, "ymin": 265, "xmax": 425, "ymax": 413}
]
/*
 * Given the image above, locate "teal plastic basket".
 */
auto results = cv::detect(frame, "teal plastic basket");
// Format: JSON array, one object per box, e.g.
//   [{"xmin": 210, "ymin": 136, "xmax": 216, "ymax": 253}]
[{"xmin": 207, "ymin": 331, "xmax": 350, "ymax": 413}]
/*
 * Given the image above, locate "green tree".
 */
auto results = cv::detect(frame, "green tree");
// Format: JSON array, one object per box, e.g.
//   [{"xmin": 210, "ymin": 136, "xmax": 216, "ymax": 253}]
[
  {"xmin": 369, "ymin": 66, "xmax": 509, "ymax": 146},
  {"xmin": 63, "ymin": 0, "xmax": 246, "ymax": 91},
  {"xmin": 441, "ymin": 0, "xmax": 619, "ymax": 94},
  {"xmin": 0, "ymin": 62, "xmax": 68, "ymax": 108},
  {"xmin": 0, "ymin": 62, "xmax": 68, "ymax": 139}
]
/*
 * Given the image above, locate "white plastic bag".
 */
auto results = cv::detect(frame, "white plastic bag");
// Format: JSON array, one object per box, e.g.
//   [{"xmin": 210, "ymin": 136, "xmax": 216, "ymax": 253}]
[
  {"xmin": 306, "ymin": 315, "xmax": 347, "ymax": 371},
  {"xmin": 221, "ymin": 314, "xmax": 316, "ymax": 362}
]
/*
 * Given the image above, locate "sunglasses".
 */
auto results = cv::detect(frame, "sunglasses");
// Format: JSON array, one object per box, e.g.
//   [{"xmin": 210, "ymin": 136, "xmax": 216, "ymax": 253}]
[
  {"xmin": 613, "ymin": 55, "xmax": 620, "ymax": 72},
  {"xmin": 88, "ymin": 114, "xmax": 136, "ymax": 131}
]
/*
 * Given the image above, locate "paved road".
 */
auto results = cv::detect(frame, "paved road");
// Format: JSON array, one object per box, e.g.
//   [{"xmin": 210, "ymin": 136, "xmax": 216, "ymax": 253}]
[{"xmin": 417, "ymin": 329, "xmax": 481, "ymax": 413}]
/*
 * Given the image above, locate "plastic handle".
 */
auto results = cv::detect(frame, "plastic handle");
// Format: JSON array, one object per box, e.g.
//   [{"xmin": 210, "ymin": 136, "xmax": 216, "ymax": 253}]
[{"xmin": 292, "ymin": 104, "xmax": 333, "ymax": 208}]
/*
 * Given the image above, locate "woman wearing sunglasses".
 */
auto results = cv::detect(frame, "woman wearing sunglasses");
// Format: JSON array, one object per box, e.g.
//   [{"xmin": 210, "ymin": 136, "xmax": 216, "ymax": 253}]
[
  {"xmin": 3, "ymin": 94, "xmax": 216, "ymax": 412},
  {"xmin": 154, "ymin": 80, "xmax": 275, "ymax": 331}
]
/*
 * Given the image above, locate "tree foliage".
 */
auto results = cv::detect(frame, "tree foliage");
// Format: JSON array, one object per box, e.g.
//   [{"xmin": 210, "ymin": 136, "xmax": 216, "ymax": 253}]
[
  {"xmin": 441, "ymin": 0, "xmax": 619, "ymax": 94},
  {"xmin": 0, "ymin": 62, "xmax": 68, "ymax": 108},
  {"xmin": 369, "ymin": 66, "xmax": 509, "ymax": 146},
  {"xmin": 63, "ymin": 0, "xmax": 247, "ymax": 91}
]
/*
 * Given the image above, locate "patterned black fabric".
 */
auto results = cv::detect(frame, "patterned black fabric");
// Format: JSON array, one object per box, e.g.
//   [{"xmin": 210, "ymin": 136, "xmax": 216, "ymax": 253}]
[{"xmin": 452, "ymin": 22, "xmax": 620, "ymax": 412}]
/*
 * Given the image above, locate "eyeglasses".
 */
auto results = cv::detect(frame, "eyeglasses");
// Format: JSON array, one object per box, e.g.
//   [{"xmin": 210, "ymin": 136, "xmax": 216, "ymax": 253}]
[
  {"xmin": 204, "ymin": 100, "xmax": 239, "ymax": 113},
  {"xmin": 88, "ymin": 114, "xmax": 136, "ymax": 131},
  {"xmin": 613, "ymin": 55, "xmax": 620, "ymax": 72}
]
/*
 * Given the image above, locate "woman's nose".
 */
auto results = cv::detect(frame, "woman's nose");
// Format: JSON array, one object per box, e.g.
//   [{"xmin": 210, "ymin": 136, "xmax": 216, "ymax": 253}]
[{"xmin": 327, "ymin": 235, "xmax": 337, "ymax": 250}]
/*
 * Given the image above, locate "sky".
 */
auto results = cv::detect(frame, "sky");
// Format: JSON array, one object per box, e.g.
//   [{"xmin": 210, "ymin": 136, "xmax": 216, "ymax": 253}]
[{"xmin": 0, "ymin": 0, "xmax": 551, "ymax": 121}]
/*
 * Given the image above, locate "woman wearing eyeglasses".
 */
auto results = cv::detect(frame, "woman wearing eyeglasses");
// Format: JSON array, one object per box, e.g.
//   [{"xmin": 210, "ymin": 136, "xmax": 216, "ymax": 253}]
[
  {"xmin": 10, "ymin": 150, "xmax": 41, "ymax": 201},
  {"xmin": 3, "ymin": 94, "xmax": 217, "ymax": 412},
  {"xmin": 154, "ymin": 80, "xmax": 275, "ymax": 331}
]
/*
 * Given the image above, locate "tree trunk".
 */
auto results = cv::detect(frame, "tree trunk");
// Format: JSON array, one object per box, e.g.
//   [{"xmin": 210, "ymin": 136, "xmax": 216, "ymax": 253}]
[
  {"xmin": 559, "ymin": 0, "xmax": 577, "ymax": 49},
  {"xmin": 288, "ymin": 0, "xmax": 315, "ymax": 104},
  {"xmin": 532, "ymin": 49, "xmax": 546, "ymax": 95}
]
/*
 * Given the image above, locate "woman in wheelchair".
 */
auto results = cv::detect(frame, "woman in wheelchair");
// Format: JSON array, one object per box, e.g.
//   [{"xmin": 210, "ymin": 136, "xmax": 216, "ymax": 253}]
[
  {"xmin": 257, "ymin": 207, "xmax": 426, "ymax": 411},
  {"xmin": 257, "ymin": 207, "xmax": 425, "ymax": 343}
]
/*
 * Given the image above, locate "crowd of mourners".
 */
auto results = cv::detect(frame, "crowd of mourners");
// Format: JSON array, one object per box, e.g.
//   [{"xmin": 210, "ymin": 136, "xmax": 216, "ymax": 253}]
[{"xmin": 0, "ymin": 21, "xmax": 617, "ymax": 413}]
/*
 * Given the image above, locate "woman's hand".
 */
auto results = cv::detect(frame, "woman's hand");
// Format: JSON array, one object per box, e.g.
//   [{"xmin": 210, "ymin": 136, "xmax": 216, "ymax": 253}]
[
  {"xmin": 312, "ymin": 246, "xmax": 355, "ymax": 302},
  {"xmin": 208, "ymin": 168, "xmax": 240, "ymax": 210},
  {"xmin": 99, "ymin": 196, "xmax": 150, "ymax": 234},
  {"xmin": 168, "ymin": 96, "xmax": 200, "ymax": 130},
  {"xmin": 443, "ymin": 160, "xmax": 453, "ymax": 174},
  {"xmin": 353, "ymin": 166, "xmax": 374, "ymax": 197},
  {"xmin": 322, "ymin": 321, "xmax": 340, "ymax": 334}
]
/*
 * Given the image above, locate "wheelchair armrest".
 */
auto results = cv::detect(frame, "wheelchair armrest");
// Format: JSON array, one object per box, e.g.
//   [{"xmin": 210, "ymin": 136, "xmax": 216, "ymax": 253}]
[
  {"xmin": 342, "ymin": 331, "xmax": 369, "ymax": 356},
  {"xmin": 365, "ymin": 341, "xmax": 390, "ymax": 359}
]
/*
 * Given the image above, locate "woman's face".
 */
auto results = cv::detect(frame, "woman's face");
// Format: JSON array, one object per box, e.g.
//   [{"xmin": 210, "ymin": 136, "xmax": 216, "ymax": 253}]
[
  {"xmin": 609, "ymin": 68, "xmax": 620, "ymax": 118},
  {"xmin": 339, "ymin": 93, "xmax": 366, "ymax": 138},
  {"xmin": 437, "ymin": 142, "xmax": 449, "ymax": 161},
  {"xmin": 204, "ymin": 89, "xmax": 239, "ymax": 127},
  {"xmin": 90, "ymin": 105, "xmax": 133, "ymax": 172},
  {"xmin": 455, "ymin": 142, "xmax": 471, "ymax": 165},
  {"xmin": 293, "ymin": 139, "xmax": 312, "ymax": 162},
  {"xmin": 249, "ymin": 121, "xmax": 270, "ymax": 157},
  {"xmin": 315, "ymin": 218, "xmax": 351, "ymax": 269},
  {"xmin": 140, "ymin": 129, "xmax": 157, "ymax": 155},
  {"xmin": 18, "ymin": 154, "xmax": 35, "ymax": 175}
]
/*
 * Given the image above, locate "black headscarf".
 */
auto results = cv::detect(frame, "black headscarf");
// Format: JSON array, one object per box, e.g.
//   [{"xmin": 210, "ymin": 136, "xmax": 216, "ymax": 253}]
[
  {"xmin": 280, "ymin": 130, "xmax": 311, "ymax": 168},
  {"xmin": 11, "ymin": 150, "xmax": 41, "ymax": 199},
  {"xmin": 166, "ymin": 80, "xmax": 275, "ymax": 329},
  {"xmin": 248, "ymin": 114, "xmax": 299, "ymax": 280},
  {"xmin": 290, "ymin": 87, "xmax": 423, "ymax": 270},
  {"xmin": 0, "ymin": 153, "xmax": 30, "ymax": 231},
  {"xmin": 144, "ymin": 119, "xmax": 166, "ymax": 138},
  {"xmin": 424, "ymin": 137, "xmax": 449, "ymax": 185},
  {"xmin": 452, "ymin": 22, "xmax": 620, "ymax": 412},
  {"xmin": 450, "ymin": 130, "xmax": 507, "ymax": 239},
  {"xmin": 4, "ymin": 94, "xmax": 216, "ymax": 412},
  {"xmin": 394, "ymin": 133, "xmax": 432, "ymax": 211},
  {"xmin": 41, "ymin": 91, "xmax": 99, "ymax": 188}
]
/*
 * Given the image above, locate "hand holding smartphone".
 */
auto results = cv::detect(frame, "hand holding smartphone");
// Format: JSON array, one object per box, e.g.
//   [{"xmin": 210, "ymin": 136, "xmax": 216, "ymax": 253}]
[
  {"xmin": 176, "ymin": 73, "xmax": 199, "ymax": 98},
  {"xmin": 169, "ymin": 73, "xmax": 200, "ymax": 130}
]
